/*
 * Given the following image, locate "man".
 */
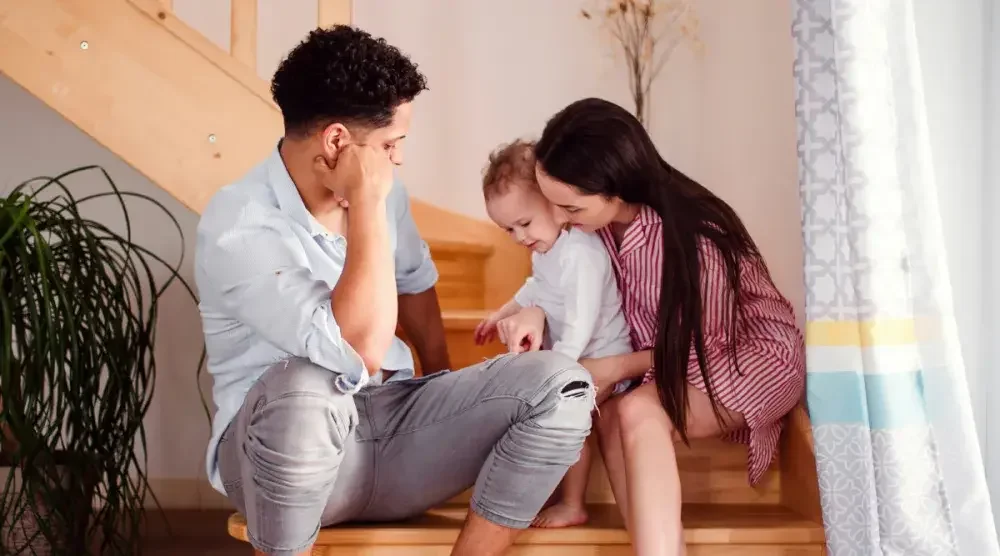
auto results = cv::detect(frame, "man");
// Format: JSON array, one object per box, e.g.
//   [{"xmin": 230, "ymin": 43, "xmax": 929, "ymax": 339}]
[{"xmin": 194, "ymin": 26, "xmax": 595, "ymax": 556}]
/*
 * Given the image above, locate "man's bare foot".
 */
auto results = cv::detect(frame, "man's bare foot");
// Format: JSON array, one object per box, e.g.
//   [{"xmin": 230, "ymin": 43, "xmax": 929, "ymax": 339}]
[{"xmin": 531, "ymin": 502, "xmax": 589, "ymax": 528}]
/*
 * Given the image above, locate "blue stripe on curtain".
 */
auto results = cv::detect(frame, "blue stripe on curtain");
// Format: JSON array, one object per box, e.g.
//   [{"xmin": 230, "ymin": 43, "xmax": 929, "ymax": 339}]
[{"xmin": 807, "ymin": 370, "xmax": 927, "ymax": 428}]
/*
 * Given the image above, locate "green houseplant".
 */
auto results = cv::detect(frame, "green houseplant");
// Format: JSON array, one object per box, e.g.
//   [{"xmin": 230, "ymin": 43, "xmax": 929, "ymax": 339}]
[{"xmin": 0, "ymin": 166, "xmax": 201, "ymax": 555}]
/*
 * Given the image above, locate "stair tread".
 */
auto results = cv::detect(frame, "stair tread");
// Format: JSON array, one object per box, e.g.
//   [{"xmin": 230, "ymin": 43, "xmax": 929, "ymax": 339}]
[
  {"xmin": 441, "ymin": 309, "xmax": 490, "ymax": 330},
  {"xmin": 427, "ymin": 239, "xmax": 494, "ymax": 257},
  {"xmin": 227, "ymin": 504, "xmax": 823, "ymax": 546}
]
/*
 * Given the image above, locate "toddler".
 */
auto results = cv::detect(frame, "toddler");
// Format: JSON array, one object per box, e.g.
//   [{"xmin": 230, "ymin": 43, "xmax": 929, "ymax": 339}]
[{"xmin": 474, "ymin": 139, "xmax": 632, "ymax": 528}]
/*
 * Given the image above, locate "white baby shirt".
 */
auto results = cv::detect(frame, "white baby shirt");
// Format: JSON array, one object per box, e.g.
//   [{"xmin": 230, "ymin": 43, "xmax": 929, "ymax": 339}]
[{"xmin": 514, "ymin": 228, "xmax": 632, "ymax": 361}]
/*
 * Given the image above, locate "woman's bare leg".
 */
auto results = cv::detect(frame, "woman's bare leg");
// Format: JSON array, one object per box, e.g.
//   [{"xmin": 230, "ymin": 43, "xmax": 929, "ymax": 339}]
[
  {"xmin": 595, "ymin": 381, "xmax": 747, "ymax": 554},
  {"xmin": 617, "ymin": 383, "xmax": 685, "ymax": 555}
]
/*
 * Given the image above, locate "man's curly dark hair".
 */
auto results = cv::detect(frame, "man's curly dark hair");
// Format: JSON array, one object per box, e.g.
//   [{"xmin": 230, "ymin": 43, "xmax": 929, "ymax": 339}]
[{"xmin": 271, "ymin": 25, "xmax": 428, "ymax": 136}]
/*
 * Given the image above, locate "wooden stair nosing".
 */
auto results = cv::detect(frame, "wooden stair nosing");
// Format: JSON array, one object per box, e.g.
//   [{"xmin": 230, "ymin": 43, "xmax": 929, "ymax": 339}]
[
  {"xmin": 428, "ymin": 240, "xmax": 494, "ymax": 258},
  {"xmin": 227, "ymin": 504, "xmax": 823, "ymax": 547}
]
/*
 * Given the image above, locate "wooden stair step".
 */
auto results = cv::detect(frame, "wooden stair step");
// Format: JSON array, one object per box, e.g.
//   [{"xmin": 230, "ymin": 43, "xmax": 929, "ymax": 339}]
[
  {"xmin": 443, "ymin": 437, "xmax": 779, "ymax": 506},
  {"xmin": 427, "ymin": 241, "xmax": 493, "ymax": 312},
  {"xmin": 227, "ymin": 504, "xmax": 824, "ymax": 555},
  {"xmin": 400, "ymin": 310, "xmax": 504, "ymax": 375}
]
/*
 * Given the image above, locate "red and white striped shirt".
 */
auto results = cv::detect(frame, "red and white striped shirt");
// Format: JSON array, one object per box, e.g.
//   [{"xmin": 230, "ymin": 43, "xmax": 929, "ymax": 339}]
[{"xmin": 597, "ymin": 205, "xmax": 805, "ymax": 484}]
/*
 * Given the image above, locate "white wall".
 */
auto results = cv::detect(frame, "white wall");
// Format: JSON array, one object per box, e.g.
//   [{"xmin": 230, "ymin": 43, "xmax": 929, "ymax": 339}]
[{"xmin": 0, "ymin": 0, "xmax": 804, "ymax": 506}]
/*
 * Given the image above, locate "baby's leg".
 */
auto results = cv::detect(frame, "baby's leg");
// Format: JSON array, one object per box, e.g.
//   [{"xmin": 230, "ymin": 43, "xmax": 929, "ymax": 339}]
[{"xmin": 531, "ymin": 434, "xmax": 594, "ymax": 528}]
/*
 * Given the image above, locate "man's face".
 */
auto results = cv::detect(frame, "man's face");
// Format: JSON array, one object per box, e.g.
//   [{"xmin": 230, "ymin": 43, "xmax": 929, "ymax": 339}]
[
  {"xmin": 323, "ymin": 102, "xmax": 413, "ymax": 167},
  {"xmin": 361, "ymin": 102, "xmax": 412, "ymax": 166}
]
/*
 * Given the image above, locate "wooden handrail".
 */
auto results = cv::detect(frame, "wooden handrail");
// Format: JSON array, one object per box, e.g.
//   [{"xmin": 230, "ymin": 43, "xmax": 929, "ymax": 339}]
[
  {"xmin": 230, "ymin": 0, "xmax": 257, "ymax": 69},
  {"xmin": 318, "ymin": 0, "xmax": 352, "ymax": 29}
]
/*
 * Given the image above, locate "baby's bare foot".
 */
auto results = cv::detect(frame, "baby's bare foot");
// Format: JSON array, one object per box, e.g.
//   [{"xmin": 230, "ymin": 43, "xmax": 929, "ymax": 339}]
[{"xmin": 531, "ymin": 502, "xmax": 589, "ymax": 528}]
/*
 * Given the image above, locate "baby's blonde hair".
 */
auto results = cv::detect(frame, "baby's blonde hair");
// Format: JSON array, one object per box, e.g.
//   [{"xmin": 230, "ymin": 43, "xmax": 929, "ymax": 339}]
[{"xmin": 482, "ymin": 139, "xmax": 538, "ymax": 200}]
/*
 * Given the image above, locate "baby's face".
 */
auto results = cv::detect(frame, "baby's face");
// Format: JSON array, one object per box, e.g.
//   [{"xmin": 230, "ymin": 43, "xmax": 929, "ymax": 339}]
[{"xmin": 486, "ymin": 183, "xmax": 563, "ymax": 254}]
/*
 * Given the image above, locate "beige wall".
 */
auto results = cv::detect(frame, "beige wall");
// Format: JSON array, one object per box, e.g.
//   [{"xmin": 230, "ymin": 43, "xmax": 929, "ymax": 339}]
[
  {"xmin": 355, "ymin": 0, "xmax": 803, "ymax": 316},
  {"xmin": 0, "ymin": 0, "xmax": 803, "ymax": 507}
]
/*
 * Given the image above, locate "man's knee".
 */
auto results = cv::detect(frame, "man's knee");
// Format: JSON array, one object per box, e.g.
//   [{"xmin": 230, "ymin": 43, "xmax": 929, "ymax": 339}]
[
  {"xmin": 509, "ymin": 352, "xmax": 594, "ymax": 435},
  {"xmin": 498, "ymin": 351, "xmax": 593, "ymax": 402},
  {"xmin": 244, "ymin": 358, "xmax": 358, "ymax": 489}
]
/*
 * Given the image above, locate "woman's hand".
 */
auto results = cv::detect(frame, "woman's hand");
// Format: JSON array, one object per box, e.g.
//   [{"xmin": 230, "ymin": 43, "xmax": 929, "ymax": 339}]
[
  {"xmin": 580, "ymin": 355, "xmax": 627, "ymax": 404},
  {"xmin": 496, "ymin": 306, "xmax": 546, "ymax": 353}
]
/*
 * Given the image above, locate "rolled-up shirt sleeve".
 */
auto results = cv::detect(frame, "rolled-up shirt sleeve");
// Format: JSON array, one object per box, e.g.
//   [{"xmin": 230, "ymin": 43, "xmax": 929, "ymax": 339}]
[
  {"xmin": 390, "ymin": 179, "xmax": 439, "ymax": 295},
  {"xmin": 200, "ymin": 209, "xmax": 368, "ymax": 393}
]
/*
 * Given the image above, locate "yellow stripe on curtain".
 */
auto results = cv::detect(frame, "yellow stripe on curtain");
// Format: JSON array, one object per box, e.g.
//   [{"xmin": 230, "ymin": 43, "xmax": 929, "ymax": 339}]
[{"xmin": 806, "ymin": 319, "xmax": 920, "ymax": 347}]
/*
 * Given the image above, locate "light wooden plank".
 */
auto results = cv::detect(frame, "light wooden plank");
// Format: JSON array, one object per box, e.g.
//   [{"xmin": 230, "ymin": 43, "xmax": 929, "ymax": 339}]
[
  {"xmin": 317, "ymin": 0, "xmax": 352, "ymax": 28},
  {"xmin": 229, "ymin": 0, "xmax": 257, "ymax": 69},
  {"xmin": 308, "ymin": 546, "xmax": 825, "ymax": 556},
  {"xmin": 0, "ymin": 0, "xmax": 278, "ymax": 212},
  {"xmin": 227, "ymin": 504, "xmax": 825, "ymax": 547},
  {"xmin": 780, "ymin": 404, "xmax": 824, "ymax": 523},
  {"xmin": 411, "ymin": 202, "xmax": 530, "ymax": 309},
  {"xmin": 442, "ymin": 434, "xmax": 780, "ymax": 506},
  {"xmin": 127, "ymin": 0, "xmax": 274, "ymax": 106},
  {"xmin": 147, "ymin": 509, "xmax": 824, "ymax": 556}
]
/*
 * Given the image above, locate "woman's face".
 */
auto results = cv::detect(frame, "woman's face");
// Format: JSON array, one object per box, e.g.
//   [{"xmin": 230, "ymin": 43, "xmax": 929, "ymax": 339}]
[{"xmin": 535, "ymin": 165, "xmax": 622, "ymax": 233}]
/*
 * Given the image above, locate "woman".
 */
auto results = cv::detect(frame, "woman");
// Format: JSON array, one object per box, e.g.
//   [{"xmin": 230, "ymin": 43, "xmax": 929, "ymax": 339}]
[{"xmin": 505, "ymin": 98, "xmax": 805, "ymax": 555}]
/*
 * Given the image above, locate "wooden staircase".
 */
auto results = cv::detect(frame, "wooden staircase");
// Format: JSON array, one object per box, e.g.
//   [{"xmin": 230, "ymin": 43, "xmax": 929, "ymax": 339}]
[{"xmin": 0, "ymin": 0, "xmax": 826, "ymax": 553}]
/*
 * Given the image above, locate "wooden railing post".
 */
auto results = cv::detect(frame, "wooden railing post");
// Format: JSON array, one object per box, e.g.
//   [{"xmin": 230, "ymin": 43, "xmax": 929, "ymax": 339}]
[
  {"xmin": 230, "ymin": 0, "xmax": 257, "ymax": 69},
  {"xmin": 317, "ymin": 0, "xmax": 352, "ymax": 29}
]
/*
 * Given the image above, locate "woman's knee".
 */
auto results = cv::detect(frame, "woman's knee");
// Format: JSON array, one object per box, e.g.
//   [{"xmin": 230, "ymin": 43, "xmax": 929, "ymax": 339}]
[{"xmin": 615, "ymin": 384, "xmax": 676, "ymax": 440}]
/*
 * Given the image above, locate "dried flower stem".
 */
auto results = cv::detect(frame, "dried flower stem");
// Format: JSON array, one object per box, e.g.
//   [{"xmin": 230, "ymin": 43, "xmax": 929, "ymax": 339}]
[{"xmin": 582, "ymin": 0, "xmax": 702, "ymax": 127}]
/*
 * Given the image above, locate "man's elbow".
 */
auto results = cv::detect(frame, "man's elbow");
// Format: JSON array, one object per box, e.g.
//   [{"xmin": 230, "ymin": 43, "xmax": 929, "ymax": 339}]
[{"xmin": 344, "ymin": 332, "xmax": 393, "ymax": 374}]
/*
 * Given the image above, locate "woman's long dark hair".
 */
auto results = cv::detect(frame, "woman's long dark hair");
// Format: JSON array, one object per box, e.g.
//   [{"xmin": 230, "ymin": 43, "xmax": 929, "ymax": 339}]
[{"xmin": 535, "ymin": 98, "xmax": 761, "ymax": 442}]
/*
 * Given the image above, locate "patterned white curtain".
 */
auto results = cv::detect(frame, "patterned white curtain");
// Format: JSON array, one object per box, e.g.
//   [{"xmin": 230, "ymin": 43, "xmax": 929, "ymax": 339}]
[{"xmin": 792, "ymin": 1, "xmax": 999, "ymax": 554}]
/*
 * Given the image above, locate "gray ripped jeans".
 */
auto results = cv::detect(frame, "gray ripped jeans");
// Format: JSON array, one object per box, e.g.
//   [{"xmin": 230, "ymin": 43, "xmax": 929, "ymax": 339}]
[{"xmin": 216, "ymin": 351, "xmax": 595, "ymax": 556}]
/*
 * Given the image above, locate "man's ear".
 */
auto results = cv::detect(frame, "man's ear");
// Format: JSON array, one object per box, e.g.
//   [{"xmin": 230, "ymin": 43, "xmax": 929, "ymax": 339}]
[{"xmin": 320, "ymin": 122, "xmax": 351, "ymax": 161}]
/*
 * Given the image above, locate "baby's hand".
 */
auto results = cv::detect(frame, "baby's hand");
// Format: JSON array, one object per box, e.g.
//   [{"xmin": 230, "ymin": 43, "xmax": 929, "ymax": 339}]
[
  {"xmin": 496, "ymin": 307, "xmax": 544, "ymax": 354},
  {"xmin": 473, "ymin": 313, "xmax": 500, "ymax": 345}
]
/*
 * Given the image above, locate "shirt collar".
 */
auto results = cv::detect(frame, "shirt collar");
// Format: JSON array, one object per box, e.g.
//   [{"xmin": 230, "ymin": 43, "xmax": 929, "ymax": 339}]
[
  {"xmin": 627, "ymin": 204, "xmax": 661, "ymax": 241},
  {"xmin": 610, "ymin": 204, "xmax": 661, "ymax": 257},
  {"xmin": 267, "ymin": 142, "xmax": 328, "ymax": 238}
]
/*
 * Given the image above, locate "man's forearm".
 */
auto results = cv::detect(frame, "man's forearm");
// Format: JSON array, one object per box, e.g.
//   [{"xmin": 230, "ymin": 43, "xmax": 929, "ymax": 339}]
[
  {"xmin": 398, "ymin": 288, "xmax": 450, "ymax": 373},
  {"xmin": 332, "ymin": 199, "xmax": 396, "ymax": 373}
]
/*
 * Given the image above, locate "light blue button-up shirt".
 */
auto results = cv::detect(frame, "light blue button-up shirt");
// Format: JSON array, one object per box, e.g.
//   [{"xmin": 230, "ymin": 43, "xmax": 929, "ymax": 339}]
[{"xmin": 195, "ymin": 146, "xmax": 438, "ymax": 492}]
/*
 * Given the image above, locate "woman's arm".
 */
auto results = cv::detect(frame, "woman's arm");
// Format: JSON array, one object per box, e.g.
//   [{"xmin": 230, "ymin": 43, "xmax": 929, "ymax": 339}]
[{"xmin": 581, "ymin": 350, "xmax": 652, "ymax": 397}]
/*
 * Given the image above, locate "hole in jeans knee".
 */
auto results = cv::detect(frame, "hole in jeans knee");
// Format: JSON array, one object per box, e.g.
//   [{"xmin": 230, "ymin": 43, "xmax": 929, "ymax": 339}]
[{"xmin": 560, "ymin": 380, "xmax": 591, "ymax": 399}]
